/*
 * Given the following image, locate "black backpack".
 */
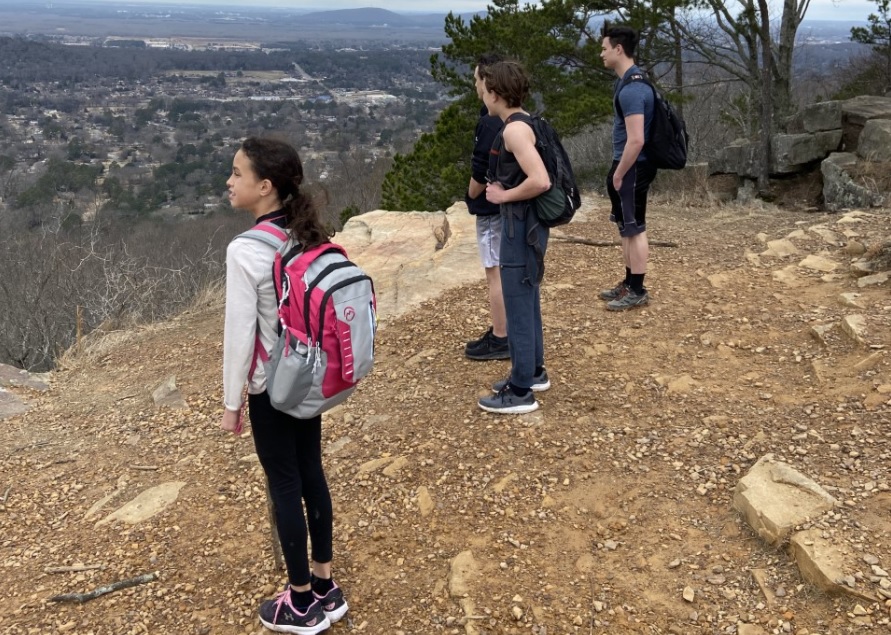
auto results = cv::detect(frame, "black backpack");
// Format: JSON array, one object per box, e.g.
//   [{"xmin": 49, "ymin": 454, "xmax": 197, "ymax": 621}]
[
  {"xmin": 616, "ymin": 73, "xmax": 689, "ymax": 170},
  {"xmin": 504, "ymin": 112, "xmax": 582, "ymax": 228}
]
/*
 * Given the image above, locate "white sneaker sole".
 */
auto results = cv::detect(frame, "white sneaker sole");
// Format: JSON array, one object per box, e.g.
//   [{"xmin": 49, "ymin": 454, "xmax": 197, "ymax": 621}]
[
  {"xmin": 478, "ymin": 399, "xmax": 540, "ymax": 414},
  {"xmin": 324, "ymin": 600, "xmax": 349, "ymax": 623},
  {"xmin": 259, "ymin": 615, "xmax": 331, "ymax": 635}
]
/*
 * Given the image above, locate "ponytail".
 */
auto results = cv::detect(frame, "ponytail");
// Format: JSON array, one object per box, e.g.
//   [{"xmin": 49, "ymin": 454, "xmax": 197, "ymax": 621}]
[{"xmin": 239, "ymin": 136, "xmax": 332, "ymax": 249}]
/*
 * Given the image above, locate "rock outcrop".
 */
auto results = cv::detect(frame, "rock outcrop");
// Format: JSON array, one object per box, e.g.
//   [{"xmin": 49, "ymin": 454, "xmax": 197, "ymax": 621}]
[
  {"xmin": 336, "ymin": 202, "xmax": 482, "ymax": 322},
  {"xmin": 710, "ymin": 95, "xmax": 891, "ymax": 211}
]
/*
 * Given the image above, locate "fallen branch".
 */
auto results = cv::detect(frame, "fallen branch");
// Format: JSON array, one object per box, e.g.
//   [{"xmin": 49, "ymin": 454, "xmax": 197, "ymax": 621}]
[
  {"xmin": 554, "ymin": 234, "xmax": 678, "ymax": 248},
  {"xmin": 11, "ymin": 440, "xmax": 50, "ymax": 454},
  {"xmin": 45, "ymin": 564, "xmax": 106, "ymax": 574},
  {"xmin": 48, "ymin": 571, "xmax": 158, "ymax": 603},
  {"xmin": 131, "ymin": 465, "xmax": 159, "ymax": 471}
]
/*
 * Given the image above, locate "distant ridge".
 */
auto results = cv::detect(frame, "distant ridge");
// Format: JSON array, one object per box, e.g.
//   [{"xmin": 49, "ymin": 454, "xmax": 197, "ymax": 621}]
[{"xmin": 300, "ymin": 8, "xmax": 442, "ymax": 28}]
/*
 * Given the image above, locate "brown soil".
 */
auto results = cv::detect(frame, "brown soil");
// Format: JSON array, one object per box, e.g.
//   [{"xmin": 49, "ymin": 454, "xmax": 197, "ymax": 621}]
[{"xmin": 2, "ymin": 200, "xmax": 891, "ymax": 635}]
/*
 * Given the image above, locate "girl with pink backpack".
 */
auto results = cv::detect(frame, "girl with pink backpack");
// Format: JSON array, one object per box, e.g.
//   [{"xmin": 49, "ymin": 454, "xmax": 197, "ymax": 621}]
[{"xmin": 220, "ymin": 137, "xmax": 348, "ymax": 634}]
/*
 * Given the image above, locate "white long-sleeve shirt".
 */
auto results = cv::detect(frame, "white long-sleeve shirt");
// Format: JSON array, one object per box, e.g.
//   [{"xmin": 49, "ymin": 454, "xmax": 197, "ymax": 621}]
[{"xmin": 222, "ymin": 229, "xmax": 282, "ymax": 411}]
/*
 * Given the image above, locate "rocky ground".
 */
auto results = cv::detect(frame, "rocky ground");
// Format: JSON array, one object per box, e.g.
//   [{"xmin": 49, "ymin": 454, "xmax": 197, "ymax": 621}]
[{"xmin": 1, "ymin": 195, "xmax": 890, "ymax": 635}]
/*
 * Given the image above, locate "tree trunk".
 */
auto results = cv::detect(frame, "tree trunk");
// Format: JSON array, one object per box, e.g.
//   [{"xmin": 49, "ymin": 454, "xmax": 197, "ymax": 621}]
[
  {"xmin": 670, "ymin": 8, "xmax": 684, "ymax": 119},
  {"xmin": 757, "ymin": 0, "xmax": 773, "ymax": 194},
  {"xmin": 774, "ymin": 0, "xmax": 809, "ymax": 127}
]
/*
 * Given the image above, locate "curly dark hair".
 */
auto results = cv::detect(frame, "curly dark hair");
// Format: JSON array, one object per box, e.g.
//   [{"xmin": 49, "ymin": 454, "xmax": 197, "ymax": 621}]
[{"xmin": 239, "ymin": 137, "xmax": 332, "ymax": 249}]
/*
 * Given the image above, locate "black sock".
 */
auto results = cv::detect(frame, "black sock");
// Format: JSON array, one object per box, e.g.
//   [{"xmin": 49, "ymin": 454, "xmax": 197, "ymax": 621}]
[
  {"xmin": 509, "ymin": 382, "xmax": 530, "ymax": 396},
  {"xmin": 624, "ymin": 267, "xmax": 632, "ymax": 284},
  {"xmin": 311, "ymin": 574, "xmax": 334, "ymax": 596},
  {"xmin": 629, "ymin": 273, "xmax": 645, "ymax": 294},
  {"xmin": 535, "ymin": 366, "xmax": 545, "ymax": 376},
  {"xmin": 492, "ymin": 332, "xmax": 508, "ymax": 343},
  {"xmin": 289, "ymin": 588, "xmax": 314, "ymax": 610}
]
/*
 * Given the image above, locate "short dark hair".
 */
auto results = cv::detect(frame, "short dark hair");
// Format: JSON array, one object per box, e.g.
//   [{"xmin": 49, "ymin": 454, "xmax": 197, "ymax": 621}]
[
  {"xmin": 479, "ymin": 60, "xmax": 529, "ymax": 108},
  {"xmin": 602, "ymin": 23, "xmax": 639, "ymax": 58},
  {"xmin": 476, "ymin": 52, "xmax": 503, "ymax": 71}
]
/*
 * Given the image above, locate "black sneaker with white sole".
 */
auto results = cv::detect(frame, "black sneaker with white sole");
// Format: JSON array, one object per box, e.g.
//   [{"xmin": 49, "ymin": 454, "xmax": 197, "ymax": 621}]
[
  {"xmin": 258, "ymin": 590, "xmax": 330, "ymax": 634},
  {"xmin": 478, "ymin": 383, "xmax": 539, "ymax": 414},
  {"xmin": 491, "ymin": 368, "xmax": 550, "ymax": 393}
]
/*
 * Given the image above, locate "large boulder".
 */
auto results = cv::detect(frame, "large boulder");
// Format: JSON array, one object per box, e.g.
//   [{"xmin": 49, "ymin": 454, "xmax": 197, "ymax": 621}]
[
  {"xmin": 821, "ymin": 152, "xmax": 886, "ymax": 212},
  {"xmin": 856, "ymin": 118, "xmax": 891, "ymax": 161},
  {"xmin": 711, "ymin": 131, "xmax": 842, "ymax": 177},
  {"xmin": 773, "ymin": 131, "xmax": 842, "ymax": 173},
  {"xmin": 336, "ymin": 203, "xmax": 482, "ymax": 322},
  {"xmin": 786, "ymin": 100, "xmax": 843, "ymax": 134},
  {"xmin": 710, "ymin": 139, "xmax": 759, "ymax": 177},
  {"xmin": 841, "ymin": 95, "xmax": 891, "ymax": 151}
]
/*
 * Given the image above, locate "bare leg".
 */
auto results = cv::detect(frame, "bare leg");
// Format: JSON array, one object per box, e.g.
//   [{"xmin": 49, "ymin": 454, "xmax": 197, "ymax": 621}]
[
  {"xmin": 626, "ymin": 231, "xmax": 648, "ymax": 274},
  {"xmin": 486, "ymin": 266, "xmax": 507, "ymax": 338}
]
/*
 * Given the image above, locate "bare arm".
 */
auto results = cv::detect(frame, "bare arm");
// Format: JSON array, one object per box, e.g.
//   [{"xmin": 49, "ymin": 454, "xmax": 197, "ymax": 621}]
[{"xmin": 486, "ymin": 121, "xmax": 550, "ymax": 204}]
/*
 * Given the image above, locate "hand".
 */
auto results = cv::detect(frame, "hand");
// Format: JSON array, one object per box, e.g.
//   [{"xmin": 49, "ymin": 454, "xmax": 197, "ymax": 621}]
[
  {"xmin": 485, "ymin": 181, "xmax": 507, "ymax": 204},
  {"xmin": 220, "ymin": 408, "xmax": 242, "ymax": 434},
  {"xmin": 612, "ymin": 172, "xmax": 624, "ymax": 191}
]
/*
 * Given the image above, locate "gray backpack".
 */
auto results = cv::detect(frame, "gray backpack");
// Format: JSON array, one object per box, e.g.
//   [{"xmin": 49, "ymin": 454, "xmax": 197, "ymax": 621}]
[{"xmin": 243, "ymin": 222, "xmax": 376, "ymax": 418}]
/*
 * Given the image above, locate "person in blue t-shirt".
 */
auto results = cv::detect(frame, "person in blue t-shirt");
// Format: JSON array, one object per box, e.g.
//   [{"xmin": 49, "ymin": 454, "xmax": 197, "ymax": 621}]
[{"xmin": 600, "ymin": 24, "xmax": 657, "ymax": 311}]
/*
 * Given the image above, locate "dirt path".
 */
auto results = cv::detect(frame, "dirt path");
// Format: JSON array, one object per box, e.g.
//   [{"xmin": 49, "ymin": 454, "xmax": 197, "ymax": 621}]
[{"xmin": 1, "ymin": 201, "xmax": 890, "ymax": 635}]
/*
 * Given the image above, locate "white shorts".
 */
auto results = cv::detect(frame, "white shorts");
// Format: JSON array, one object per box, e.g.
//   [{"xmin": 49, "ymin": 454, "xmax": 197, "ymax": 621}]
[{"xmin": 476, "ymin": 214, "xmax": 503, "ymax": 269}]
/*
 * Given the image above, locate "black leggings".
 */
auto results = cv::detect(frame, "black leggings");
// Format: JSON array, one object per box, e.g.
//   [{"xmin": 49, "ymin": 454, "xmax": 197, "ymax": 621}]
[{"xmin": 248, "ymin": 391, "xmax": 333, "ymax": 586}]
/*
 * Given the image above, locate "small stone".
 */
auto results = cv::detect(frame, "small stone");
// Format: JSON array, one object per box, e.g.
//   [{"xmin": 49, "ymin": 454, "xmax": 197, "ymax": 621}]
[
  {"xmin": 592, "ymin": 601, "xmax": 605, "ymax": 612},
  {"xmin": 683, "ymin": 586, "xmax": 695, "ymax": 602},
  {"xmin": 853, "ymin": 604, "xmax": 868, "ymax": 616},
  {"xmin": 512, "ymin": 606, "xmax": 523, "ymax": 620}
]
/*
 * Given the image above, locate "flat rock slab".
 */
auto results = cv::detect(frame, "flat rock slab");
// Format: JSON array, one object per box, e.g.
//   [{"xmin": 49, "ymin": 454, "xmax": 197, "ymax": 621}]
[
  {"xmin": 95, "ymin": 482, "xmax": 186, "ymax": 526},
  {"xmin": 0, "ymin": 389, "xmax": 28, "ymax": 420},
  {"xmin": 0, "ymin": 363, "xmax": 49, "ymax": 391},
  {"xmin": 733, "ymin": 454, "xmax": 837, "ymax": 546},
  {"xmin": 790, "ymin": 529, "xmax": 878, "ymax": 601},
  {"xmin": 152, "ymin": 375, "xmax": 187, "ymax": 409},
  {"xmin": 449, "ymin": 550, "xmax": 479, "ymax": 598}
]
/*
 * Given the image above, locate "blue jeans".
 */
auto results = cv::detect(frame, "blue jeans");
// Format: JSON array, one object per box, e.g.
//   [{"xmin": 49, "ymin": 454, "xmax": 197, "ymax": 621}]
[{"xmin": 499, "ymin": 203, "xmax": 549, "ymax": 389}]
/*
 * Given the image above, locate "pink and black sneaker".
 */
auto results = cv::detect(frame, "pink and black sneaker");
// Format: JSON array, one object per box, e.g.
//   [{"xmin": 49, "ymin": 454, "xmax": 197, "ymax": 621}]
[
  {"xmin": 258, "ymin": 589, "xmax": 330, "ymax": 634},
  {"xmin": 313, "ymin": 580, "xmax": 349, "ymax": 624}
]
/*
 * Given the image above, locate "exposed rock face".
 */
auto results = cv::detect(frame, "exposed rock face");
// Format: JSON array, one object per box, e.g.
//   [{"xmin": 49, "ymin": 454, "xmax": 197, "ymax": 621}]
[
  {"xmin": 709, "ymin": 95, "xmax": 891, "ymax": 209},
  {"xmin": 336, "ymin": 202, "xmax": 482, "ymax": 322},
  {"xmin": 821, "ymin": 152, "xmax": 886, "ymax": 212},
  {"xmin": 772, "ymin": 131, "xmax": 842, "ymax": 173},
  {"xmin": 857, "ymin": 119, "xmax": 891, "ymax": 162},
  {"xmin": 842, "ymin": 94, "xmax": 891, "ymax": 150},
  {"xmin": 786, "ymin": 100, "xmax": 843, "ymax": 134}
]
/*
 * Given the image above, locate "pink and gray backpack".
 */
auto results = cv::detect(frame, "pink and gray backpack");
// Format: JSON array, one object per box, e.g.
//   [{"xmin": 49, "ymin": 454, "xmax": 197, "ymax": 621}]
[{"xmin": 243, "ymin": 221, "xmax": 376, "ymax": 418}]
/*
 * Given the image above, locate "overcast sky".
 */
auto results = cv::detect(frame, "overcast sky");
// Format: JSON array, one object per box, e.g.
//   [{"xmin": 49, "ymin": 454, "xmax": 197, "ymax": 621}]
[{"xmin": 15, "ymin": 0, "xmax": 869, "ymax": 22}]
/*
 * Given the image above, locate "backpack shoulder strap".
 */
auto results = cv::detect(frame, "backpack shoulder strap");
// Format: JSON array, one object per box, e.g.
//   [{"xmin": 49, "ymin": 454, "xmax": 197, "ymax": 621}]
[
  {"xmin": 239, "ymin": 221, "xmax": 288, "ymax": 250},
  {"xmin": 615, "ymin": 72, "xmax": 654, "ymax": 119}
]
